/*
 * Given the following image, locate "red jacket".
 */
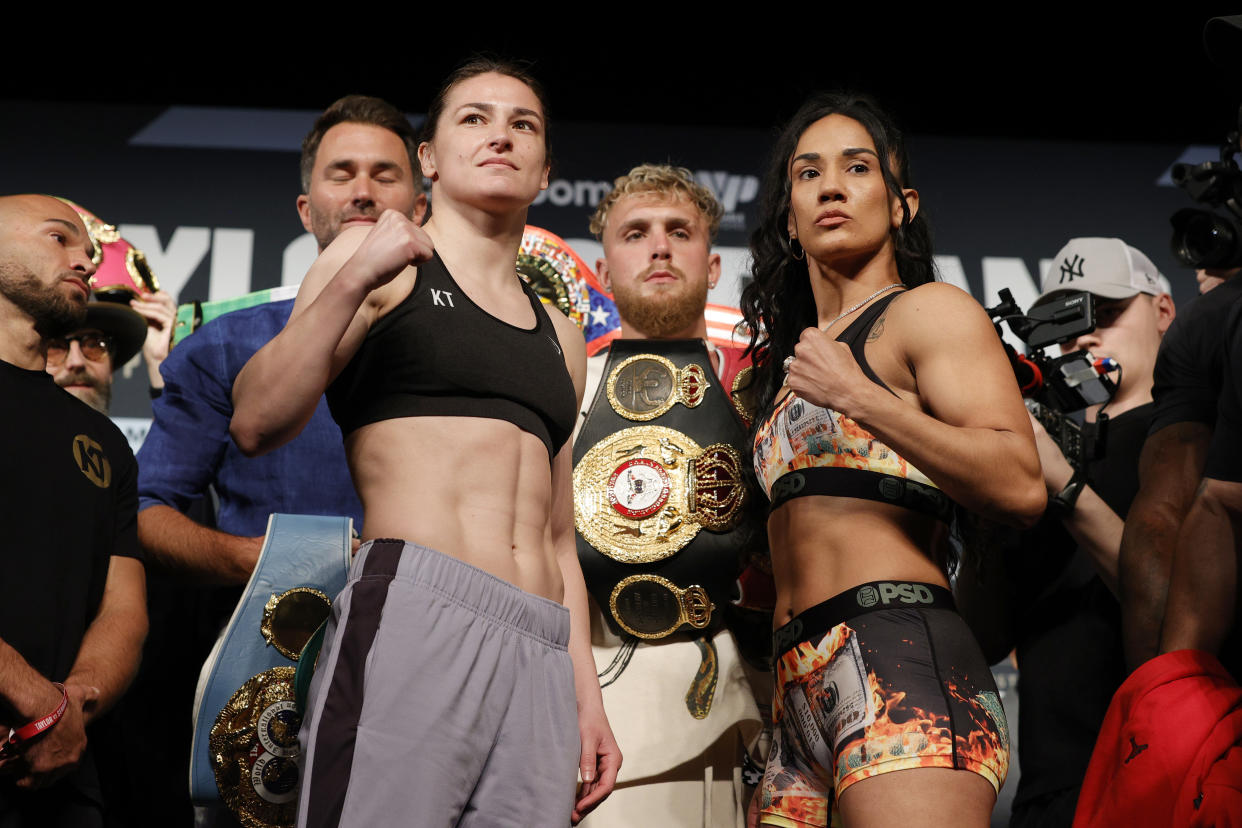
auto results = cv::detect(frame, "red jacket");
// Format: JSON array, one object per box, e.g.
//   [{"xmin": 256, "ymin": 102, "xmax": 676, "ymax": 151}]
[{"xmin": 1074, "ymin": 649, "xmax": 1242, "ymax": 827}]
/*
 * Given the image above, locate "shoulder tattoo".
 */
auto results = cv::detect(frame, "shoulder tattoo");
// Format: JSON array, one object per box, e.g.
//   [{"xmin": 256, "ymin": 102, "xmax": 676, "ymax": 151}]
[{"xmin": 866, "ymin": 306, "xmax": 892, "ymax": 343}]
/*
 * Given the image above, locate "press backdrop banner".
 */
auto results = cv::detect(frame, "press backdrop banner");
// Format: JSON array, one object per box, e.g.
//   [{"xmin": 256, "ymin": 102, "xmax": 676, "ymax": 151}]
[{"xmin": 0, "ymin": 100, "xmax": 1204, "ymax": 422}]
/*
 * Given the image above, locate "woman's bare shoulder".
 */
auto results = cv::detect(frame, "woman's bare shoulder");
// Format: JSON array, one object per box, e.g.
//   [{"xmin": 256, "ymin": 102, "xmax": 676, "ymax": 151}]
[
  {"xmin": 889, "ymin": 281, "xmax": 993, "ymax": 338},
  {"xmin": 893, "ymin": 281, "xmax": 983, "ymax": 313}
]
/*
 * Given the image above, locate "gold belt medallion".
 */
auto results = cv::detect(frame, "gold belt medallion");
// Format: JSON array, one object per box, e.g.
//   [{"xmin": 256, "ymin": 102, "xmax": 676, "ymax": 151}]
[
  {"xmin": 606, "ymin": 354, "xmax": 708, "ymax": 421},
  {"xmin": 610, "ymin": 574, "xmax": 715, "ymax": 639},
  {"xmin": 260, "ymin": 587, "xmax": 332, "ymax": 661},
  {"xmin": 574, "ymin": 425, "xmax": 747, "ymax": 563},
  {"xmin": 209, "ymin": 667, "xmax": 302, "ymax": 828}
]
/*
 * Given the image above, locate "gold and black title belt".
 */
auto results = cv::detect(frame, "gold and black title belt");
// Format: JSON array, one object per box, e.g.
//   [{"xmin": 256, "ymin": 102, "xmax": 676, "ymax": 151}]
[{"xmin": 574, "ymin": 339, "xmax": 757, "ymax": 639}]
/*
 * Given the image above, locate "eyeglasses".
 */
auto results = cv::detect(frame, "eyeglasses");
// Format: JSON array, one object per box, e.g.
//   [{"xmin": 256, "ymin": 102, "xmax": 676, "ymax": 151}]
[{"xmin": 46, "ymin": 333, "xmax": 112, "ymax": 365}]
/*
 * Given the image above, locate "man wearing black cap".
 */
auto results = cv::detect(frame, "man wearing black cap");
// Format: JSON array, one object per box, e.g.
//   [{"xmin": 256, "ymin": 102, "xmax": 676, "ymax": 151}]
[{"xmin": 44, "ymin": 300, "xmax": 148, "ymax": 415}]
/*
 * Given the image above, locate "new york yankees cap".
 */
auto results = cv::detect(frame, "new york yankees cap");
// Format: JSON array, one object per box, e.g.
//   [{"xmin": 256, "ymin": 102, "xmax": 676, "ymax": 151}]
[{"xmin": 1033, "ymin": 237, "xmax": 1165, "ymax": 307}]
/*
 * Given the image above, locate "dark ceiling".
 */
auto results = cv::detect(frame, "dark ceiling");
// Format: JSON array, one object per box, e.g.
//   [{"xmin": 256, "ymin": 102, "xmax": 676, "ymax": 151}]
[{"xmin": 4, "ymin": 13, "xmax": 1239, "ymax": 145}]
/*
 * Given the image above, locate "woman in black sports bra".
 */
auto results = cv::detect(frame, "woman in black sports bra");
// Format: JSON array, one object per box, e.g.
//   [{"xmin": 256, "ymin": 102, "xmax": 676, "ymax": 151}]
[
  {"xmin": 232, "ymin": 60, "xmax": 618, "ymax": 826},
  {"xmin": 739, "ymin": 93, "xmax": 1044, "ymax": 828}
]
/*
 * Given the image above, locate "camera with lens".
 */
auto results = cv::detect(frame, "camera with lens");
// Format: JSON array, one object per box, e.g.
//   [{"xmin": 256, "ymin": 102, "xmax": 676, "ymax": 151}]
[
  {"xmin": 1169, "ymin": 112, "xmax": 1242, "ymax": 269},
  {"xmin": 986, "ymin": 288, "xmax": 1118, "ymax": 470}
]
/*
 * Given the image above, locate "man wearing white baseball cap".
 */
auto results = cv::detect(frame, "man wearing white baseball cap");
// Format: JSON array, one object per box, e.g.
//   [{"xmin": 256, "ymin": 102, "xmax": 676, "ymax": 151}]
[
  {"xmin": 958, "ymin": 236, "xmax": 1175, "ymax": 827},
  {"xmin": 1032, "ymin": 237, "xmax": 1174, "ymax": 416}
]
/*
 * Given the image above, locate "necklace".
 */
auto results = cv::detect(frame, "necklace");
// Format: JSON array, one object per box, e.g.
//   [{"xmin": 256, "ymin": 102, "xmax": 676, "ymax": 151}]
[{"xmin": 821, "ymin": 283, "xmax": 904, "ymax": 332}]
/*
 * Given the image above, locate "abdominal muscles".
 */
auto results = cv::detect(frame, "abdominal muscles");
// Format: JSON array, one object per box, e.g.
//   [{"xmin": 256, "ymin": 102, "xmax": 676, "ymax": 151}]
[
  {"xmin": 766, "ymin": 496, "xmax": 949, "ymax": 624},
  {"xmin": 346, "ymin": 415, "xmax": 566, "ymax": 602}
]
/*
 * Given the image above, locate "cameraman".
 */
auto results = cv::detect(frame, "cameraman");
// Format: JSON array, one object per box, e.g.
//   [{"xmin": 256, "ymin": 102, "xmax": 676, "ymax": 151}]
[{"xmin": 958, "ymin": 237, "xmax": 1174, "ymax": 828}]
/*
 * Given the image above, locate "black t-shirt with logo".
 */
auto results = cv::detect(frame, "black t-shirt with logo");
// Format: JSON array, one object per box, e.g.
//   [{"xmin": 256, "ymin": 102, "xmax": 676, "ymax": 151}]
[
  {"xmin": 0, "ymin": 358, "xmax": 140, "ymax": 817},
  {"xmin": 0, "ymin": 359, "xmax": 140, "ymax": 682}
]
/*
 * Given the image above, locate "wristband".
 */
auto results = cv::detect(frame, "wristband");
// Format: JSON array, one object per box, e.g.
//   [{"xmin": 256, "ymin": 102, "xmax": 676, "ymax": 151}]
[
  {"xmin": 0, "ymin": 682, "xmax": 68, "ymax": 759},
  {"xmin": 1049, "ymin": 468, "xmax": 1087, "ymax": 519}
]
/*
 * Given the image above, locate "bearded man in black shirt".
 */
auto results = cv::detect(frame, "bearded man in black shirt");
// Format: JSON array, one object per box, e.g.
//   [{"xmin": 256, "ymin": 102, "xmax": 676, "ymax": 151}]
[{"xmin": 0, "ymin": 195, "xmax": 146, "ymax": 827}]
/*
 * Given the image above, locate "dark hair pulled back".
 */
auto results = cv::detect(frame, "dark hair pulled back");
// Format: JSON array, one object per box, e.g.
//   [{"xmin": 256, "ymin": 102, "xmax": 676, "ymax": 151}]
[
  {"xmin": 739, "ymin": 91, "xmax": 936, "ymax": 419},
  {"xmin": 421, "ymin": 55, "xmax": 552, "ymax": 168}
]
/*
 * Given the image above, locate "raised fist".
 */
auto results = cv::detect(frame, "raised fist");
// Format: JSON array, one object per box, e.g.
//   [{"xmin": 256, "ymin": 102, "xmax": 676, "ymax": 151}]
[
  {"xmin": 348, "ymin": 210, "xmax": 435, "ymax": 291},
  {"xmin": 786, "ymin": 327, "xmax": 870, "ymax": 417}
]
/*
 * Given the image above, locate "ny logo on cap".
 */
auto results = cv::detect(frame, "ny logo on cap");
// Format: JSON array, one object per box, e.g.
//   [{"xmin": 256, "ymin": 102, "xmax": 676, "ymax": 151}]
[{"xmin": 1060, "ymin": 254, "xmax": 1085, "ymax": 284}]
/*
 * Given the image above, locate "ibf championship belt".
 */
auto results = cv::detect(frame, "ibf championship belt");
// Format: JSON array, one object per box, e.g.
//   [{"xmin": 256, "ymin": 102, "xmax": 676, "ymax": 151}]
[
  {"xmin": 190, "ymin": 514, "xmax": 352, "ymax": 828},
  {"xmin": 574, "ymin": 340, "xmax": 752, "ymax": 643}
]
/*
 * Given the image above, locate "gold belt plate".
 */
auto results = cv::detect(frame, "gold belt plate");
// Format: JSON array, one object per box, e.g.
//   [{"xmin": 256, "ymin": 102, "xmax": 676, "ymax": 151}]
[
  {"xmin": 209, "ymin": 667, "xmax": 302, "ymax": 828},
  {"xmin": 610, "ymin": 574, "xmax": 715, "ymax": 640},
  {"xmin": 260, "ymin": 587, "xmax": 332, "ymax": 661},
  {"xmin": 606, "ymin": 354, "xmax": 707, "ymax": 421},
  {"xmin": 574, "ymin": 425, "xmax": 747, "ymax": 563}
]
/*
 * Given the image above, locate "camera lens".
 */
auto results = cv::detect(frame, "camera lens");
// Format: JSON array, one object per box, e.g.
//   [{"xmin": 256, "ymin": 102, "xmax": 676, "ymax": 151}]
[{"xmin": 1171, "ymin": 208, "xmax": 1242, "ymax": 268}]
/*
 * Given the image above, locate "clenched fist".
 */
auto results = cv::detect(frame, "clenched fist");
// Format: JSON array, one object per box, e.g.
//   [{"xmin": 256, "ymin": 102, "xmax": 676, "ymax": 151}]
[
  {"xmin": 347, "ymin": 210, "xmax": 435, "ymax": 292},
  {"xmin": 785, "ymin": 327, "xmax": 873, "ymax": 419}
]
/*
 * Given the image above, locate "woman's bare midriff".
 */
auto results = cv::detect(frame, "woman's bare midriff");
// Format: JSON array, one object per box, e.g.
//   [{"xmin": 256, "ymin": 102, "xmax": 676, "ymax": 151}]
[
  {"xmin": 345, "ymin": 415, "xmax": 565, "ymax": 603},
  {"xmin": 767, "ymin": 495, "xmax": 949, "ymax": 626}
]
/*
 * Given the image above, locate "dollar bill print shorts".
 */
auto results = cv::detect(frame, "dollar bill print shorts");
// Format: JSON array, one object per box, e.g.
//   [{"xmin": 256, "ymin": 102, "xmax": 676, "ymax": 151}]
[{"xmin": 758, "ymin": 580, "xmax": 1009, "ymax": 827}]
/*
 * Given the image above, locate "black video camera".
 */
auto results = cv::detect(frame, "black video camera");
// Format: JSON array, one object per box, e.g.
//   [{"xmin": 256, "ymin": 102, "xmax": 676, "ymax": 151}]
[
  {"xmin": 1169, "ymin": 109, "xmax": 1242, "ymax": 269},
  {"xmin": 986, "ymin": 289, "xmax": 1118, "ymax": 469}
]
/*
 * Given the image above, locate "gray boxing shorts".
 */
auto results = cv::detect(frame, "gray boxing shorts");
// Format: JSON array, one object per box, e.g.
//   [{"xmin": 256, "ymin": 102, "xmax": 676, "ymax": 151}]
[{"xmin": 297, "ymin": 539, "xmax": 579, "ymax": 828}]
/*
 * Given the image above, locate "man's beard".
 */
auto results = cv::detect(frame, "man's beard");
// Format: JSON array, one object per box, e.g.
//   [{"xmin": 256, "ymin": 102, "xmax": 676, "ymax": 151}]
[
  {"xmin": 54, "ymin": 367, "xmax": 112, "ymax": 414},
  {"xmin": 0, "ymin": 261, "xmax": 86, "ymax": 337},
  {"xmin": 309, "ymin": 204, "xmax": 381, "ymax": 250},
  {"xmin": 612, "ymin": 276, "xmax": 708, "ymax": 339}
]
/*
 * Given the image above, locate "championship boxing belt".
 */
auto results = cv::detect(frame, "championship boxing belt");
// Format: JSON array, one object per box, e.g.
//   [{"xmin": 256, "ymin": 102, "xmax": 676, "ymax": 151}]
[
  {"xmin": 190, "ymin": 513, "xmax": 352, "ymax": 828},
  {"xmin": 574, "ymin": 339, "xmax": 752, "ymax": 641}
]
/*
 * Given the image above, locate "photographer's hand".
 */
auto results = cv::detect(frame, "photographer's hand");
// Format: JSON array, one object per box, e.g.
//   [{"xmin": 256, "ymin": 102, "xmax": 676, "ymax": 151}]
[
  {"xmin": 1027, "ymin": 413, "xmax": 1122, "ymax": 593},
  {"xmin": 1028, "ymin": 413, "xmax": 1074, "ymax": 493}
]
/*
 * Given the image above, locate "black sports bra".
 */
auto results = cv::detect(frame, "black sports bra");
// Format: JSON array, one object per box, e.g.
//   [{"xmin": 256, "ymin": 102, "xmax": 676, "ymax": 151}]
[
  {"xmin": 752, "ymin": 291, "xmax": 953, "ymax": 522},
  {"xmin": 326, "ymin": 251, "xmax": 577, "ymax": 460}
]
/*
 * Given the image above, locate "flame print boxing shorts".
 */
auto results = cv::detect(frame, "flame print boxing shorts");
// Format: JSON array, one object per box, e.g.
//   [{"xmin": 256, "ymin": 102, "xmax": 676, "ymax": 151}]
[{"xmin": 758, "ymin": 580, "xmax": 1009, "ymax": 827}]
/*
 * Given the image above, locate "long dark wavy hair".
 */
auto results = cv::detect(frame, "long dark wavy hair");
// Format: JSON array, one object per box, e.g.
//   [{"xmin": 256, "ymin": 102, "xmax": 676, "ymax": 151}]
[{"xmin": 740, "ymin": 92, "xmax": 936, "ymax": 419}]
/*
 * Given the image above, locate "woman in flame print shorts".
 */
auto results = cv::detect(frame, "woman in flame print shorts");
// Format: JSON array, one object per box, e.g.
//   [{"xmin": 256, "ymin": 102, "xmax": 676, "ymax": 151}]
[
  {"xmin": 740, "ymin": 90, "xmax": 1040, "ymax": 827},
  {"xmin": 759, "ymin": 581, "xmax": 1009, "ymax": 827}
]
